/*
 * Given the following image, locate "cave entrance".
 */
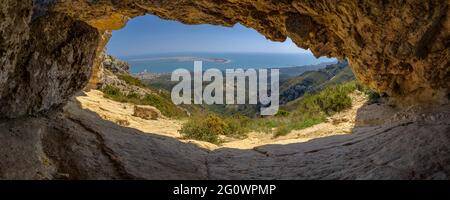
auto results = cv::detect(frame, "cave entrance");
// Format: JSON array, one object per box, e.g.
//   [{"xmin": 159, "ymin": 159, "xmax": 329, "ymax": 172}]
[
  {"xmin": 106, "ymin": 15, "xmax": 335, "ymax": 73},
  {"xmin": 93, "ymin": 14, "xmax": 351, "ymax": 146}
]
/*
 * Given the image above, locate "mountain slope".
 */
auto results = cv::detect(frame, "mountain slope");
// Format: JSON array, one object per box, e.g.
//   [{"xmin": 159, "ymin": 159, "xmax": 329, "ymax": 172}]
[
  {"xmin": 99, "ymin": 55, "xmax": 190, "ymax": 118},
  {"xmin": 280, "ymin": 61, "xmax": 355, "ymax": 104}
]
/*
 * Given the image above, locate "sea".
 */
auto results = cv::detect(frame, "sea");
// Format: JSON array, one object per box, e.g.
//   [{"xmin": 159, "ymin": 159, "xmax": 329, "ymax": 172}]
[{"xmin": 120, "ymin": 52, "xmax": 336, "ymax": 73}]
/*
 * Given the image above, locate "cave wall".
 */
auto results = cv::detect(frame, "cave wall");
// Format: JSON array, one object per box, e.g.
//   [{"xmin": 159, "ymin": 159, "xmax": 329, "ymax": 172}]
[
  {"xmin": 0, "ymin": 0, "xmax": 32, "ymax": 109},
  {"xmin": 1, "ymin": 1, "xmax": 100, "ymax": 118},
  {"xmin": 0, "ymin": 0, "xmax": 449, "ymax": 118}
]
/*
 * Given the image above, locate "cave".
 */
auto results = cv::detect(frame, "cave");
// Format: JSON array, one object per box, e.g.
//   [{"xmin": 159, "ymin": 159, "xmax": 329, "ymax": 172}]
[{"xmin": 0, "ymin": 0, "xmax": 449, "ymax": 179}]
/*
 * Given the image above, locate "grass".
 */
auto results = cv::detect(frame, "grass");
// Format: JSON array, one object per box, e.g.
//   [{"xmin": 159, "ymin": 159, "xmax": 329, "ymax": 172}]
[
  {"xmin": 273, "ymin": 117, "xmax": 324, "ymax": 138},
  {"xmin": 101, "ymin": 85, "xmax": 186, "ymax": 118}
]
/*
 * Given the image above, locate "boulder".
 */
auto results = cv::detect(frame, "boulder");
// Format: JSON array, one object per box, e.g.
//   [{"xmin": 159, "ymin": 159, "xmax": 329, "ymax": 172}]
[{"xmin": 133, "ymin": 105, "xmax": 162, "ymax": 120}]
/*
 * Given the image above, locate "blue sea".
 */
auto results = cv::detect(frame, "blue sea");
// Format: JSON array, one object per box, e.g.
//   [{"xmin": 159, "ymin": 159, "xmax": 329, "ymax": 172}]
[{"xmin": 121, "ymin": 52, "xmax": 336, "ymax": 73}]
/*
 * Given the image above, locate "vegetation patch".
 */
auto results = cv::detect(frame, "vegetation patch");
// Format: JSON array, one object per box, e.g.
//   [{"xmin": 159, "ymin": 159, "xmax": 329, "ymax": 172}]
[
  {"xmin": 257, "ymin": 81, "xmax": 361, "ymax": 137},
  {"xmin": 117, "ymin": 74, "xmax": 148, "ymax": 88},
  {"xmin": 101, "ymin": 85, "xmax": 185, "ymax": 118},
  {"xmin": 179, "ymin": 114, "xmax": 250, "ymax": 144}
]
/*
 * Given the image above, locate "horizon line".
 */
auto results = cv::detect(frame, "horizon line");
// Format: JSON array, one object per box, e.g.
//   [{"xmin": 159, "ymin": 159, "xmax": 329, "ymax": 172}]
[{"xmin": 110, "ymin": 51, "xmax": 316, "ymax": 58}]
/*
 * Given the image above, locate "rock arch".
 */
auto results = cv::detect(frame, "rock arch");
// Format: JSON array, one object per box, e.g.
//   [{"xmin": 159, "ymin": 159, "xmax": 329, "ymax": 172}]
[
  {"xmin": 1, "ymin": 0, "xmax": 449, "ymax": 118},
  {"xmin": 0, "ymin": 1, "xmax": 449, "ymax": 180}
]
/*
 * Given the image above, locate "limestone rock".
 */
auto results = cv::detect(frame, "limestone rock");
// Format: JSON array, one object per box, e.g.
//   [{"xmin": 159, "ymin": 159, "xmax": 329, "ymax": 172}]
[
  {"xmin": 46, "ymin": 0, "xmax": 450, "ymax": 106},
  {"xmin": 0, "ymin": 0, "xmax": 32, "ymax": 99},
  {"xmin": 85, "ymin": 31, "xmax": 112, "ymax": 90},
  {"xmin": 133, "ymin": 105, "xmax": 162, "ymax": 120},
  {"xmin": 0, "ymin": 97, "xmax": 448, "ymax": 180},
  {"xmin": 0, "ymin": 8, "xmax": 100, "ymax": 118},
  {"xmin": 103, "ymin": 55, "xmax": 131, "ymax": 74}
]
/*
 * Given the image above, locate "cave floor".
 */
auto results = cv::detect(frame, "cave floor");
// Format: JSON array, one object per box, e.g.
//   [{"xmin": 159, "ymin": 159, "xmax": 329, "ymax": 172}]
[{"xmin": 0, "ymin": 92, "xmax": 449, "ymax": 180}]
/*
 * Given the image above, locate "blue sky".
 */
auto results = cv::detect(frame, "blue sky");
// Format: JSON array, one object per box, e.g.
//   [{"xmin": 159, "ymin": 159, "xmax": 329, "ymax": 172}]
[{"xmin": 107, "ymin": 15, "xmax": 309, "ymax": 57}]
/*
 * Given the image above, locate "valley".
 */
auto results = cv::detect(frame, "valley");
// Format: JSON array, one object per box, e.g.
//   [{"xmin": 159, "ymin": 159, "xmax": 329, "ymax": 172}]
[{"xmin": 89, "ymin": 56, "xmax": 376, "ymax": 149}]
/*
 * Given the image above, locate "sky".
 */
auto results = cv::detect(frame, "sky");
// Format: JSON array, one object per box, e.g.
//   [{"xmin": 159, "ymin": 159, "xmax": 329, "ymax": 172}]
[{"xmin": 106, "ymin": 15, "xmax": 310, "ymax": 57}]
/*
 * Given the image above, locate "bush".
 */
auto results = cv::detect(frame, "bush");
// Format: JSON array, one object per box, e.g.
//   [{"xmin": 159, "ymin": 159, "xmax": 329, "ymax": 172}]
[
  {"xmin": 298, "ymin": 81, "xmax": 355, "ymax": 115},
  {"xmin": 179, "ymin": 114, "xmax": 250, "ymax": 144},
  {"xmin": 179, "ymin": 118, "xmax": 220, "ymax": 144},
  {"xmin": 223, "ymin": 115, "xmax": 250, "ymax": 139},
  {"xmin": 355, "ymin": 82, "xmax": 381, "ymax": 104},
  {"xmin": 101, "ymin": 85, "xmax": 142, "ymax": 104},
  {"xmin": 102, "ymin": 85, "xmax": 121, "ymax": 97},
  {"xmin": 367, "ymin": 91, "xmax": 381, "ymax": 104},
  {"xmin": 275, "ymin": 109, "xmax": 290, "ymax": 117},
  {"xmin": 179, "ymin": 114, "xmax": 224, "ymax": 144},
  {"xmin": 117, "ymin": 74, "xmax": 147, "ymax": 88}
]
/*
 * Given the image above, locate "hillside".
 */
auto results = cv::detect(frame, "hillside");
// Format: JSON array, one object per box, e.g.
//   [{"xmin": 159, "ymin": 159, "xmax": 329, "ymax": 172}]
[
  {"xmin": 73, "ymin": 54, "xmax": 375, "ymax": 147},
  {"xmin": 96, "ymin": 55, "xmax": 370, "ymax": 141},
  {"xmin": 72, "ymin": 87, "xmax": 366, "ymax": 150},
  {"xmin": 280, "ymin": 60, "xmax": 355, "ymax": 104},
  {"xmin": 139, "ymin": 61, "xmax": 353, "ymax": 117},
  {"xmin": 99, "ymin": 55, "xmax": 196, "ymax": 118}
]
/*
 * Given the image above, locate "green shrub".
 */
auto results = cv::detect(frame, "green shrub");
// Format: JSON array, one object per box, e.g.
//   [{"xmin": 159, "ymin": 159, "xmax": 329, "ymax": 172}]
[
  {"xmin": 126, "ymin": 92, "xmax": 140, "ymax": 100},
  {"xmin": 179, "ymin": 114, "xmax": 224, "ymax": 144},
  {"xmin": 275, "ymin": 109, "xmax": 290, "ymax": 117},
  {"xmin": 101, "ymin": 85, "xmax": 142, "ymax": 104},
  {"xmin": 102, "ymin": 85, "xmax": 122, "ymax": 97},
  {"xmin": 274, "ymin": 124, "xmax": 290, "ymax": 137},
  {"xmin": 297, "ymin": 81, "xmax": 355, "ymax": 115},
  {"xmin": 179, "ymin": 118, "xmax": 221, "ymax": 144},
  {"xmin": 179, "ymin": 114, "xmax": 251, "ymax": 144},
  {"xmin": 366, "ymin": 91, "xmax": 381, "ymax": 104},
  {"xmin": 223, "ymin": 116, "xmax": 250, "ymax": 139},
  {"xmin": 117, "ymin": 74, "xmax": 147, "ymax": 88}
]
